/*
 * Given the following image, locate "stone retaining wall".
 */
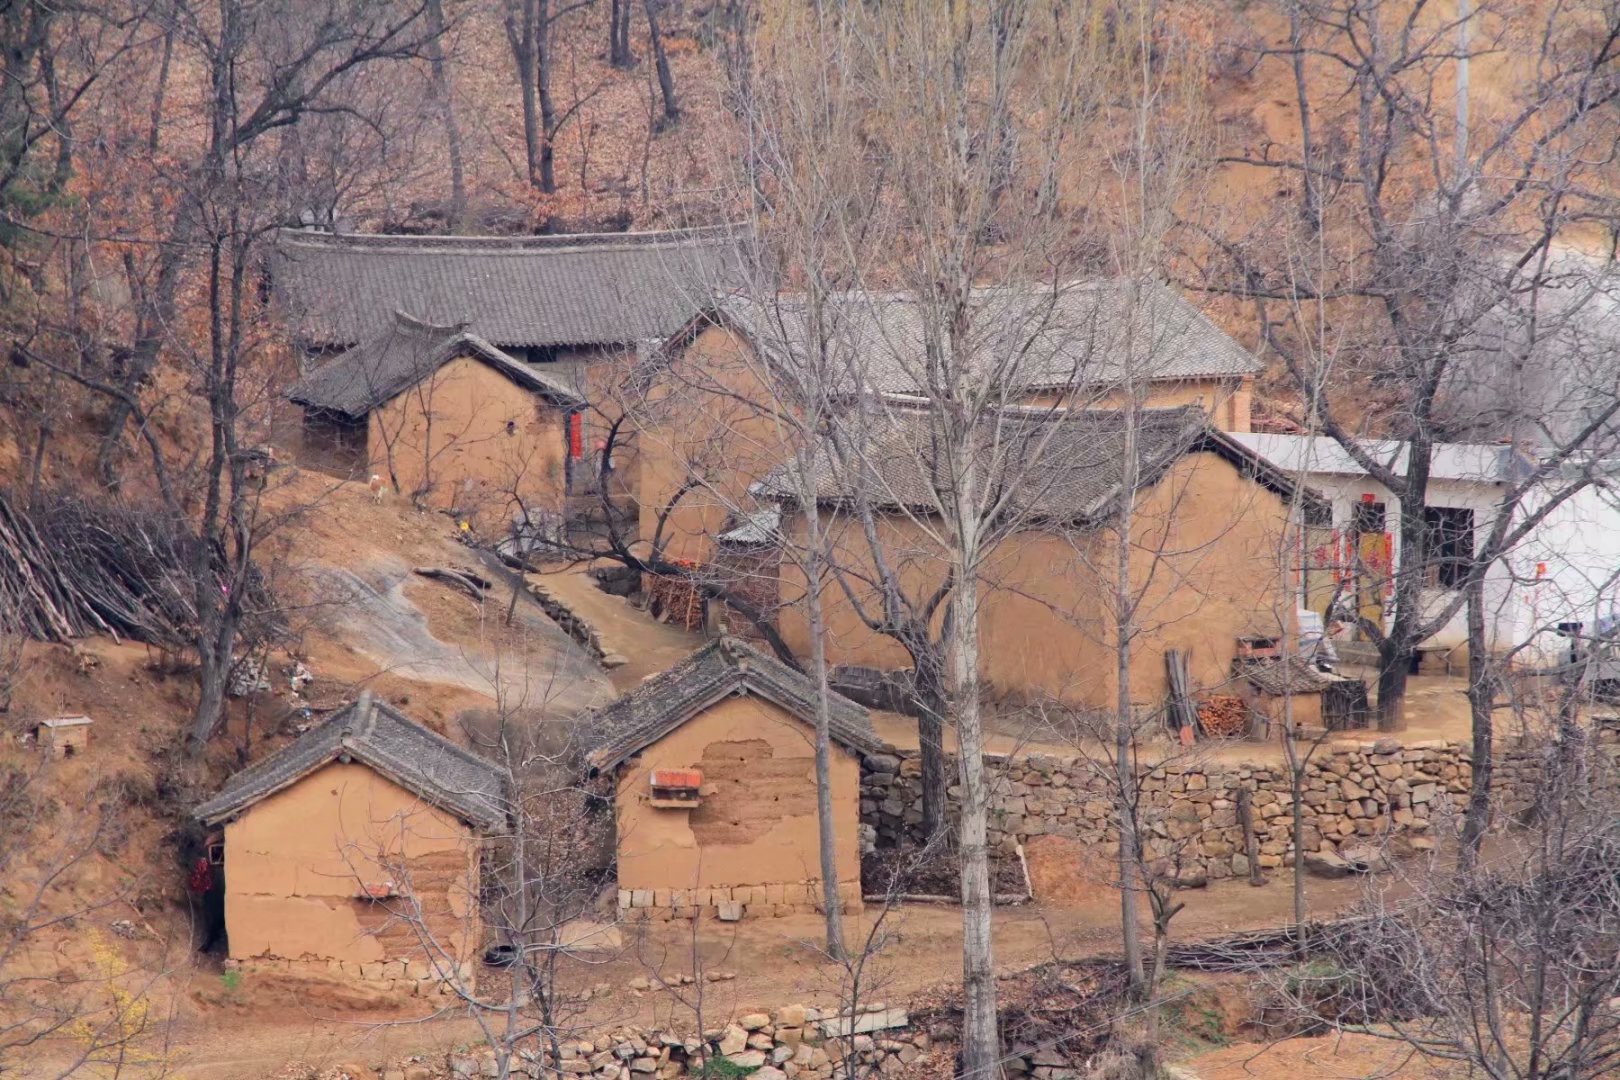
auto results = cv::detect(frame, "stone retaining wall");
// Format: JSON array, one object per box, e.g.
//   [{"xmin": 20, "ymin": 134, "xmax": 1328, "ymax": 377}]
[
  {"xmin": 228, "ymin": 956, "xmax": 472, "ymax": 998},
  {"xmin": 439, "ymin": 1002, "xmax": 921, "ymax": 1080},
  {"xmin": 525, "ymin": 578, "xmax": 607, "ymax": 660},
  {"xmin": 616, "ymin": 880, "xmax": 863, "ymax": 922},
  {"xmin": 860, "ymin": 737, "xmax": 1555, "ymax": 881}
]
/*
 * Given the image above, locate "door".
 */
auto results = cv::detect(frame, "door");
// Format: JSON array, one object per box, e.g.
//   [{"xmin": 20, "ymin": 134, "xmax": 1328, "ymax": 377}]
[{"xmin": 1351, "ymin": 499, "xmax": 1390, "ymax": 637}]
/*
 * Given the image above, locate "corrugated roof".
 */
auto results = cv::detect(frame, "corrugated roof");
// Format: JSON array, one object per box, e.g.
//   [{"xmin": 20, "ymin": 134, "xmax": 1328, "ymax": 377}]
[
  {"xmin": 286, "ymin": 311, "xmax": 584, "ymax": 417},
  {"xmin": 275, "ymin": 225, "xmax": 744, "ymax": 349},
  {"xmin": 707, "ymin": 279, "xmax": 1262, "ymax": 395},
  {"xmin": 1227, "ymin": 432, "xmax": 1523, "ymax": 485},
  {"xmin": 584, "ymin": 637, "xmax": 888, "ymax": 773},
  {"xmin": 194, "ymin": 693, "xmax": 508, "ymax": 830}
]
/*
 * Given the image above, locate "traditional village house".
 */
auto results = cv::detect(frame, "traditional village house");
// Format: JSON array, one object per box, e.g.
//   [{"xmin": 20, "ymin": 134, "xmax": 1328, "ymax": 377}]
[
  {"xmin": 583, "ymin": 637, "xmax": 888, "ymax": 921},
  {"xmin": 751, "ymin": 402, "xmax": 1326, "ymax": 714},
  {"xmin": 275, "ymin": 226, "xmax": 742, "ymax": 528},
  {"xmin": 286, "ymin": 312, "xmax": 585, "ymax": 523},
  {"xmin": 1228, "ymin": 432, "xmax": 1620, "ymax": 669},
  {"xmin": 193, "ymin": 693, "xmax": 506, "ymax": 990},
  {"xmin": 639, "ymin": 280, "xmax": 1262, "ymax": 567}
]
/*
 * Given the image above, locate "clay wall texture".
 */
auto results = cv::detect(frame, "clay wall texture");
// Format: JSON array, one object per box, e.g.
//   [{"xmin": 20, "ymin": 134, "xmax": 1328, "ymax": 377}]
[
  {"xmin": 366, "ymin": 353, "xmax": 568, "ymax": 523},
  {"xmin": 860, "ymin": 737, "xmax": 1558, "ymax": 882},
  {"xmin": 223, "ymin": 761, "xmax": 481, "ymax": 977},
  {"xmin": 778, "ymin": 449, "xmax": 1294, "ymax": 713},
  {"xmin": 613, "ymin": 694, "xmax": 862, "ymax": 917}
]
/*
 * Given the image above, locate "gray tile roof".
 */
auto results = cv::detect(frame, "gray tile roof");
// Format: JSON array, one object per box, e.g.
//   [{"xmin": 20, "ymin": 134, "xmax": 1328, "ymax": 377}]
[
  {"xmin": 708, "ymin": 278, "xmax": 1262, "ymax": 396},
  {"xmin": 194, "ymin": 693, "xmax": 508, "ymax": 831},
  {"xmin": 754, "ymin": 403, "xmax": 1192, "ymax": 523},
  {"xmin": 584, "ymin": 637, "xmax": 888, "ymax": 773},
  {"xmin": 756, "ymin": 399, "xmax": 1325, "ymax": 525},
  {"xmin": 755, "ymin": 401, "xmax": 1326, "ymax": 526},
  {"xmin": 286, "ymin": 311, "xmax": 584, "ymax": 418},
  {"xmin": 275, "ymin": 226, "xmax": 744, "ymax": 349},
  {"xmin": 1237, "ymin": 655, "xmax": 1342, "ymax": 696}
]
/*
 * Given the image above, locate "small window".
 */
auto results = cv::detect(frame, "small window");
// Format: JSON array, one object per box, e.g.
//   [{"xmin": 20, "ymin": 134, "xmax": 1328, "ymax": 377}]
[
  {"xmin": 1424, "ymin": 507, "xmax": 1474, "ymax": 590},
  {"xmin": 207, "ymin": 843, "xmax": 224, "ymax": 866}
]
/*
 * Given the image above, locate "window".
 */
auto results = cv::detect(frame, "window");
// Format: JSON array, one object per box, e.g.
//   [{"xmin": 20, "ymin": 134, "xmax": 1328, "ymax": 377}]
[{"xmin": 1424, "ymin": 506, "xmax": 1474, "ymax": 590}]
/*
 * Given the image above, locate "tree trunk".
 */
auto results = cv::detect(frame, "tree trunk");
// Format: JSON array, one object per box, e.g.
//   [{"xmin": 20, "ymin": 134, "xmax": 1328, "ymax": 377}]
[
  {"xmin": 610, "ymin": 0, "xmax": 633, "ymax": 67},
  {"xmin": 1375, "ymin": 633, "xmax": 1411, "ymax": 731},
  {"xmin": 1459, "ymin": 569, "xmax": 1492, "ymax": 866},
  {"xmin": 424, "ymin": 0, "xmax": 466, "ymax": 225},
  {"xmin": 643, "ymin": 0, "xmax": 679, "ymax": 128},
  {"xmin": 505, "ymin": 0, "xmax": 543, "ymax": 190},
  {"xmin": 1114, "ymin": 408, "xmax": 1145, "ymax": 995},
  {"xmin": 535, "ymin": 0, "xmax": 557, "ymax": 193},
  {"xmin": 913, "ymin": 654, "xmax": 951, "ymax": 843},
  {"xmin": 801, "ymin": 518, "xmax": 847, "ymax": 960},
  {"xmin": 948, "ymin": 563, "xmax": 1000, "ymax": 1078}
]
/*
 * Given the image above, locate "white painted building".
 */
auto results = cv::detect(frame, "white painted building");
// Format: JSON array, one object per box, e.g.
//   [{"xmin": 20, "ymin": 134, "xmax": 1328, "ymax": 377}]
[{"xmin": 1230, "ymin": 433, "xmax": 1620, "ymax": 666}]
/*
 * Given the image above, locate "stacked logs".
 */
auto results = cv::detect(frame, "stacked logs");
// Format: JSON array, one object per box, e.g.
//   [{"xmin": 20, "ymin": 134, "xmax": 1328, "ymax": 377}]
[{"xmin": 0, "ymin": 489, "xmax": 265, "ymax": 647}]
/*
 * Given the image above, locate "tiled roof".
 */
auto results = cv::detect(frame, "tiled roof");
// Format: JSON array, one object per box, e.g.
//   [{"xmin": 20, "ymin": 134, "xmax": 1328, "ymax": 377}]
[
  {"xmin": 754, "ymin": 401, "xmax": 1324, "ymax": 525},
  {"xmin": 194, "ymin": 693, "xmax": 508, "ymax": 830},
  {"xmin": 707, "ymin": 278, "xmax": 1262, "ymax": 396},
  {"xmin": 584, "ymin": 638, "xmax": 888, "ymax": 773},
  {"xmin": 275, "ymin": 225, "xmax": 744, "ymax": 349},
  {"xmin": 286, "ymin": 311, "xmax": 584, "ymax": 417},
  {"xmin": 1237, "ymin": 656, "xmax": 1341, "ymax": 696}
]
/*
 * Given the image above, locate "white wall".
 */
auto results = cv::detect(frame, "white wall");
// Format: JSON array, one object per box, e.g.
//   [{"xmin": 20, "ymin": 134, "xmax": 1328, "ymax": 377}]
[{"xmin": 1299, "ymin": 473, "xmax": 1620, "ymax": 665}]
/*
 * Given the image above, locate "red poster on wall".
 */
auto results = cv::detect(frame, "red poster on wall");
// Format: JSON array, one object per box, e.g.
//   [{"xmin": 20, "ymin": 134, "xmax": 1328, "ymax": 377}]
[{"xmin": 568, "ymin": 411, "xmax": 583, "ymax": 458}]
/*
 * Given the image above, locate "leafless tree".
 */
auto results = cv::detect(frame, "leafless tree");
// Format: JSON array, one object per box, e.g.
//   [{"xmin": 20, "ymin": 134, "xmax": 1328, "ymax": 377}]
[
  {"xmin": 1261, "ymin": 738, "xmax": 1620, "ymax": 1080},
  {"xmin": 1192, "ymin": 0, "xmax": 1620, "ymax": 730}
]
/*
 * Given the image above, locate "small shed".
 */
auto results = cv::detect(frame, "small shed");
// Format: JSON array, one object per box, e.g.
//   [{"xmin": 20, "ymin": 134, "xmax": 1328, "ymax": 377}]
[
  {"xmin": 1236, "ymin": 656, "xmax": 1367, "ymax": 735},
  {"xmin": 37, "ymin": 715, "xmax": 92, "ymax": 757},
  {"xmin": 193, "ymin": 693, "xmax": 507, "ymax": 990},
  {"xmin": 585, "ymin": 638, "xmax": 888, "ymax": 921}
]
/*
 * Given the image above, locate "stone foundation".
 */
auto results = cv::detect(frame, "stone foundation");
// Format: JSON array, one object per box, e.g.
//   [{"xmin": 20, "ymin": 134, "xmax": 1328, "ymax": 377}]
[
  {"xmin": 229, "ymin": 955, "xmax": 474, "ymax": 997},
  {"xmin": 617, "ymin": 880, "xmax": 863, "ymax": 921},
  {"xmin": 861, "ymin": 736, "xmax": 1567, "ymax": 881}
]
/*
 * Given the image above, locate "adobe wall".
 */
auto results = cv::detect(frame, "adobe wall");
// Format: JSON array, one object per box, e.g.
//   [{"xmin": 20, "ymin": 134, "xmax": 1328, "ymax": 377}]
[
  {"xmin": 223, "ymin": 761, "xmax": 481, "ymax": 981},
  {"xmin": 367, "ymin": 353, "xmax": 568, "ymax": 524},
  {"xmin": 779, "ymin": 449, "xmax": 1295, "ymax": 712},
  {"xmin": 860, "ymin": 736, "xmax": 1562, "ymax": 881},
  {"xmin": 613, "ymin": 694, "xmax": 863, "ymax": 918}
]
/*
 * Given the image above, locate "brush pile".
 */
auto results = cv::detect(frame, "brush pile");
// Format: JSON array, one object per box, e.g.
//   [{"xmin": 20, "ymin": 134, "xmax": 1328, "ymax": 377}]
[{"xmin": 0, "ymin": 489, "xmax": 268, "ymax": 648}]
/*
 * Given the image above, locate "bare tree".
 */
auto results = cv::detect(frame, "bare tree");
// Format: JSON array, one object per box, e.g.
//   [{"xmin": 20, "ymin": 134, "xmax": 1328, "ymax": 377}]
[{"xmin": 1193, "ymin": 0, "xmax": 1620, "ymax": 730}]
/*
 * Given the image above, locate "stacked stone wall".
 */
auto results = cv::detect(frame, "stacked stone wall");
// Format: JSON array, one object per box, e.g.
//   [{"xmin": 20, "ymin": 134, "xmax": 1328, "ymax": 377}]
[
  {"xmin": 616, "ymin": 880, "xmax": 863, "ymax": 921},
  {"xmin": 861, "ymin": 737, "xmax": 1559, "ymax": 880}
]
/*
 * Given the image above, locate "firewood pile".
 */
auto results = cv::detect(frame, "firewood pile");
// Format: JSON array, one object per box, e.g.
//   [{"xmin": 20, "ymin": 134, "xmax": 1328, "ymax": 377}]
[
  {"xmin": 1197, "ymin": 694, "xmax": 1249, "ymax": 738},
  {"xmin": 0, "ymin": 489, "xmax": 268, "ymax": 648}
]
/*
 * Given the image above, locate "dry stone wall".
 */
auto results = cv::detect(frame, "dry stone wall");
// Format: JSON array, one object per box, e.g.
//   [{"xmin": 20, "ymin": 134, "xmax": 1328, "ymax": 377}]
[
  {"xmin": 616, "ymin": 880, "xmax": 863, "ymax": 922},
  {"xmin": 436, "ymin": 1002, "xmax": 922, "ymax": 1079},
  {"xmin": 861, "ymin": 738, "xmax": 1554, "ymax": 880}
]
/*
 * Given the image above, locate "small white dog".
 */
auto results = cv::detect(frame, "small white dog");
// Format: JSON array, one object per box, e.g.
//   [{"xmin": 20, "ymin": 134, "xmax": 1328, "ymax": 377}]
[{"xmin": 368, "ymin": 474, "xmax": 391, "ymax": 504}]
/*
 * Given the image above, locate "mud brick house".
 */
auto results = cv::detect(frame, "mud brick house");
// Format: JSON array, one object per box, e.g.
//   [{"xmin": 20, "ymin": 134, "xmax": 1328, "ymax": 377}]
[
  {"xmin": 583, "ymin": 637, "xmax": 888, "ymax": 920},
  {"xmin": 286, "ymin": 312, "xmax": 586, "ymax": 521},
  {"xmin": 751, "ymin": 402, "xmax": 1327, "ymax": 713},
  {"xmin": 194, "ymin": 693, "xmax": 506, "ymax": 989},
  {"xmin": 640, "ymin": 279, "xmax": 1263, "ymax": 566},
  {"xmin": 274, "ymin": 225, "xmax": 742, "ymax": 527}
]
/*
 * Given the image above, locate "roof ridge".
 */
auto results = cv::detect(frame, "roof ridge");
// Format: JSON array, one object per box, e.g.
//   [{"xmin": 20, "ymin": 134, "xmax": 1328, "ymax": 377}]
[{"xmin": 278, "ymin": 224, "xmax": 744, "ymax": 254}]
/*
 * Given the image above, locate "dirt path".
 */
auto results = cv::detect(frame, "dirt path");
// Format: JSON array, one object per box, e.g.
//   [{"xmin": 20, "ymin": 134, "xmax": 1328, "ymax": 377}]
[
  {"xmin": 526, "ymin": 566, "xmax": 707, "ymax": 689},
  {"xmin": 60, "ymin": 862, "xmax": 1418, "ymax": 1080},
  {"xmin": 310, "ymin": 555, "xmax": 614, "ymax": 717}
]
